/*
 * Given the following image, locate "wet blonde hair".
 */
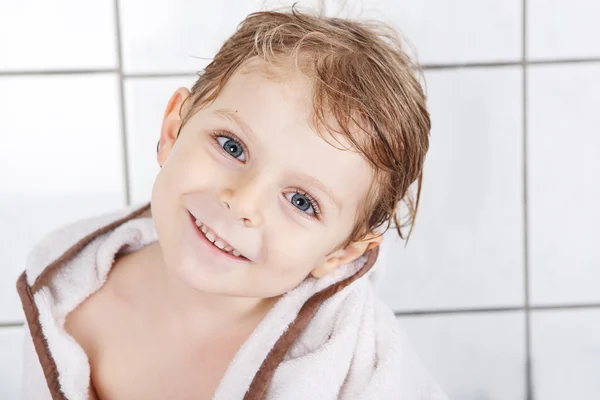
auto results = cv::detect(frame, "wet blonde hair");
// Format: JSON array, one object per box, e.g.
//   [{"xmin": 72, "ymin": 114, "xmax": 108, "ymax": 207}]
[{"xmin": 180, "ymin": 7, "xmax": 430, "ymax": 248}]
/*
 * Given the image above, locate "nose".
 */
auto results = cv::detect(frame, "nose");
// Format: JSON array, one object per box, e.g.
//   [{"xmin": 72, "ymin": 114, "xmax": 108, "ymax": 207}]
[{"xmin": 220, "ymin": 179, "xmax": 265, "ymax": 228}]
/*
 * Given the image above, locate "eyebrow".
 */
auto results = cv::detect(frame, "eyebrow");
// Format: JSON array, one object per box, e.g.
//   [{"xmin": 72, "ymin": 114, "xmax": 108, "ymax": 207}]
[
  {"xmin": 214, "ymin": 108, "xmax": 341, "ymax": 211},
  {"xmin": 214, "ymin": 108, "xmax": 257, "ymax": 142},
  {"xmin": 291, "ymin": 172, "xmax": 341, "ymax": 211}
]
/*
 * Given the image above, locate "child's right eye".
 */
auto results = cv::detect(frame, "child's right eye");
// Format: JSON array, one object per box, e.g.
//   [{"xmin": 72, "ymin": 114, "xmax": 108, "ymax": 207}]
[{"xmin": 213, "ymin": 131, "xmax": 247, "ymax": 162}]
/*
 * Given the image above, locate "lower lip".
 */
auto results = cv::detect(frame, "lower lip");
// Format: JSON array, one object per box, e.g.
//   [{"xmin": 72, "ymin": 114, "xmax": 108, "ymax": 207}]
[{"xmin": 188, "ymin": 211, "xmax": 250, "ymax": 264}]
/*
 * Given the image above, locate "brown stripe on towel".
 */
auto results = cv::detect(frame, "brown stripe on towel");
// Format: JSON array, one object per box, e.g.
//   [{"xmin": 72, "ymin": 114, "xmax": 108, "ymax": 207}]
[
  {"xmin": 32, "ymin": 203, "xmax": 152, "ymax": 293},
  {"xmin": 17, "ymin": 203, "xmax": 152, "ymax": 399},
  {"xmin": 243, "ymin": 245, "xmax": 380, "ymax": 400},
  {"xmin": 17, "ymin": 271, "xmax": 67, "ymax": 400},
  {"xmin": 17, "ymin": 201, "xmax": 379, "ymax": 400}
]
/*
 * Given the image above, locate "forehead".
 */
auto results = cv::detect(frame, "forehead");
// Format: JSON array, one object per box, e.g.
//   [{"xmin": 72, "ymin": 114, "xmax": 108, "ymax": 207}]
[{"xmin": 203, "ymin": 59, "xmax": 375, "ymax": 213}]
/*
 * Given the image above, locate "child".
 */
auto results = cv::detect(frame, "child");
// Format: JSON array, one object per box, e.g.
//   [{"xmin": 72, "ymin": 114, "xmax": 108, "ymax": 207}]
[{"xmin": 17, "ymin": 8, "xmax": 448, "ymax": 400}]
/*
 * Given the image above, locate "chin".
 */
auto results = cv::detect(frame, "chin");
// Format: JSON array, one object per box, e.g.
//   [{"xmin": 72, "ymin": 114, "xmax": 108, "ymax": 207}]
[{"xmin": 165, "ymin": 251, "xmax": 233, "ymax": 293}]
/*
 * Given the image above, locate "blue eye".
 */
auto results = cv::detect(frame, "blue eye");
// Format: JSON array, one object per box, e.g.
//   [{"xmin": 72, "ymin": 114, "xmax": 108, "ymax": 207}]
[
  {"xmin": 217, "ymin": 136, "xmax": 246, "ymax": 161},
  {"xmin": 284, "ymin": 191, "xmax": 320, "ymax": 217}
]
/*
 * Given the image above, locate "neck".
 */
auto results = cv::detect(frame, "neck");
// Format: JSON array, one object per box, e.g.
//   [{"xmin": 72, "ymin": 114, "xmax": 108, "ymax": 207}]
[{"xmin": 143, "ymin": 242, "xmax": 278, "ymax": 332}]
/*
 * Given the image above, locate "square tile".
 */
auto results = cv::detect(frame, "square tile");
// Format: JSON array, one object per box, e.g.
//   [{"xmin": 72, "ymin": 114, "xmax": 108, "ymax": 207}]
[
  {"xmin": 528, "ymin": 0, "xmax": 600, "ymax": 60},
  {"xmin": 353, "ymin": 0, "xmax": 522, "ymax": 64},
  {"xmin": 531, "ymin": 309, "xmax": 600, "ymax": 400},
  {"xmin": 124, "ymin": 76, "xmax": 198, "ymax": 204},
  {"xmin": 118, "ymin": 0, "xmax": 522, "ymax": 73},
  {"xmin": 398, "ymin": 311, "xmax": 526, "ymax": 400},
  {"xmin": 0, "ymin": 326, "xmax": 24, "ymax": 399},
  {"xmin": 376, "ymin": 67, "xmax": 524, "ymax": 311},
  {"xmin": 0, "ymin": 0, "xmax": 116, "ymax": 71},
  {"xmin": 0, "ymin": 74, "xmax": 126, "ymax": 323},
  {"xmin": 119, "ymin": 0, "xmax": 267, "ymax": 73},
  {"xmin": 527, "ymin": 63, "xmax": 600, "ymax": 305}
]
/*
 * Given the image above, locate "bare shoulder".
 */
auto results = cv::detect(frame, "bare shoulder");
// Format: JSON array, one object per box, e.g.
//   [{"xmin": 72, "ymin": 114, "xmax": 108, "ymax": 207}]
[
  {"xmin": 63, "ymin": 250, "xmax": 147, "ymax": 400},
  {"xmin": 63, "ymin": 251, "xmax": 139, "ymax": 357}
]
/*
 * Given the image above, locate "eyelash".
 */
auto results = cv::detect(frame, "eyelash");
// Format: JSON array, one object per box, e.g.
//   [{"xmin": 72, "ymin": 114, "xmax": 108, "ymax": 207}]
[
  {"xmin": 209, "ymin": 129, "xmax": 322, "ymax": 220},
  {"xmin": 210, "ymin": 129, "xmax": 248, "ymax": 158},
  {"xmin": 287, "ymin": 189, "xmax": 322, "ymax": 220}
]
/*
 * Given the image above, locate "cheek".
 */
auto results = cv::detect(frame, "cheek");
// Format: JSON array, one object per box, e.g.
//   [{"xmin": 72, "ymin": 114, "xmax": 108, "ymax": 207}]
[
  {"xmin": 262, "ymin": 234, "xmax": 329, "ymax": 283},
  {"xmin": 160, "ymin": 144, "xmax": 224, "ymax": 191}
]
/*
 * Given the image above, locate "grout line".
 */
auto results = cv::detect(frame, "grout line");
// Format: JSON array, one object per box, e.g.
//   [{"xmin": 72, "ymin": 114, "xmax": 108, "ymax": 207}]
[
  {"xmin": 421, "ymin": 57, "xmax": 600, "ymax": 70},
  {"xmin": 0, "ymin": 322, "xmax": 25, "ymax": 328},
  {"xmin": 395, "ymin": 306, "xmax": 523, "ymax": 317},
  {"xmin": 522, "ymin": 0, "xmax": 533, "ymax": 399},
  {"xmin": 124, "ymin": 71, "xmax": 200, "ymax": 79},
  {"xmin": 113, "ymin": 0, "xmax": 131, "ymax": 206},
  {"xmin": 2, "ymin": 58, "xmax": 600, "ymax": 79},
  {"xmin": 394, "ymin": 303, "xmax": 600, "ymax": 317},
  {"xmin": 0, "ymin": 68, "xmax": 117, "ymax": 76},
  {"xmin": 530, "ymin": 303, "xmax": 600, "ymax": 311},
  {"xmin": 422, "ymin": 60, "xmax": 522, "ymax": 70},
  {"xmin": 528, "ymin": 57, "xmax": 600, "ymax": 66}
]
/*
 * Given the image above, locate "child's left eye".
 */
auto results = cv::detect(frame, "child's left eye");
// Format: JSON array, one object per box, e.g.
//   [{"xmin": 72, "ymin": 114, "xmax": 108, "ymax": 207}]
[
  {"xmin": 284, "ymin": 191, "xmax": 321, "ymax": 219},
  {"xmin": 216, "ymin": 135, "xmax": 246, "ymax": 162}
]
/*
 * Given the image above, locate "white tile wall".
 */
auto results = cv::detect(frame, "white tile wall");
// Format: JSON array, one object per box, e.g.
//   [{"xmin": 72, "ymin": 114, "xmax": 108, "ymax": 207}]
[
  {"xmin": 531, "ymin": 309, "xmax": 600, "ymax": 400},
  {"xmin": 119, "ymin": 0, "xmax": 266, "ymax": 73},
  {"xmin": 527, "ymin": 63, "xmax": 600, "ymax": 306},
  {"xmin": 0, "ymin": 74, "xmax": 127, "ymax": 323},
  {"xmin": 398, "ymin": 312, "xmax": 526, "ymax": 400},
  {"xmin": 355, "ymin": 0, "xmax": 522, "ymax": 64},
  {"xmin": 124, "ymin": 76, "xmax": 197, "ymax": 204},
  {"xmin": 0, "ymin": 0, "xmax": 117, "ymax": 71},
  {"xmin": 118, "ymin": 0, "xmax": 370, "ymax": 73},
  {"xmin": 2, "ymin": 0, "xmax": 600, "ymax": 398},
  {"xmin": 527, "ymin": 0, "xmax": 600, "ymax": 60},
  {"xmin": 0, "ymin": 327, "xmax": 24, "ymax": 399},
  {"xmin": 377, "ymin": 67, "xmax": 524, "ymax": 311},
  {"xmin": 118, "ymin": 0, "xmax": 523, "ymax": 73}
]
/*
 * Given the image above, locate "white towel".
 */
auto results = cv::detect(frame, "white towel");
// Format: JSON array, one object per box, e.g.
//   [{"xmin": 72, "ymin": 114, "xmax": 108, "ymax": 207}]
[{"xmin": 18, "ymin": 203, "xmax": 448, "ymax": 399}]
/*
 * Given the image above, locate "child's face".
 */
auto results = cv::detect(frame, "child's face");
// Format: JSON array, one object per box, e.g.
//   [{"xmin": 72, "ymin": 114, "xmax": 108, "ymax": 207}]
[{"xmin": 152, "ymin": 59, "xmax": 380, "ymax": 299}]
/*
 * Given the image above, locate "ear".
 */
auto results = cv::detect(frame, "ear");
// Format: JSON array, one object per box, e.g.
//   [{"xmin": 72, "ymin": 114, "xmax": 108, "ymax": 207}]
[
  {"xmin": 157, "ymin": 87, "xmax": 191, "ymax": 167},
  {"xmin": 310, "ymin": 233, "xmax": 383, "ymax": 278}
]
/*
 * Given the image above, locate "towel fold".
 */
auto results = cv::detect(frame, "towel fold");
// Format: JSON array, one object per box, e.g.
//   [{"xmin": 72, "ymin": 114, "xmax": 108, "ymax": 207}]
[{"xmin": 17, "ymin": 202, "xmax": 448, "ymax": 399}]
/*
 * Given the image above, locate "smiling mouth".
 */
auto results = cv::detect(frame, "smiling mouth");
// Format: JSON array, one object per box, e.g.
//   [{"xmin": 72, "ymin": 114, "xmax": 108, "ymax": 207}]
[{"xmin": 190, "ymin": 214, "xmax": 249, "ymax": 261}]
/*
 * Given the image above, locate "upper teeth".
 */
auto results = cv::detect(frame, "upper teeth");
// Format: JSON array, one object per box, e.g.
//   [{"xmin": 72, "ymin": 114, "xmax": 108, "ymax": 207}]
[{"xmin": 195, "ymin": 220, "xmax": 242, "ymax": 257}]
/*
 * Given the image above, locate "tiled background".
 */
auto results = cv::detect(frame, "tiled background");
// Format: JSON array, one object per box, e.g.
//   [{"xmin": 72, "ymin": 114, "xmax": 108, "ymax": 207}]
[{"xmin": 1, "ymin": 0, "xmax": 599, "ymax": 399}]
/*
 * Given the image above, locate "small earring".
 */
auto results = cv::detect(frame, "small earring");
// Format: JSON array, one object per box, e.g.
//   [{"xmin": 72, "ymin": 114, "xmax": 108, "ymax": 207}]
[{"xmin": 157, "ymin": 140, "xmax": 162, "ymax": 168}]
